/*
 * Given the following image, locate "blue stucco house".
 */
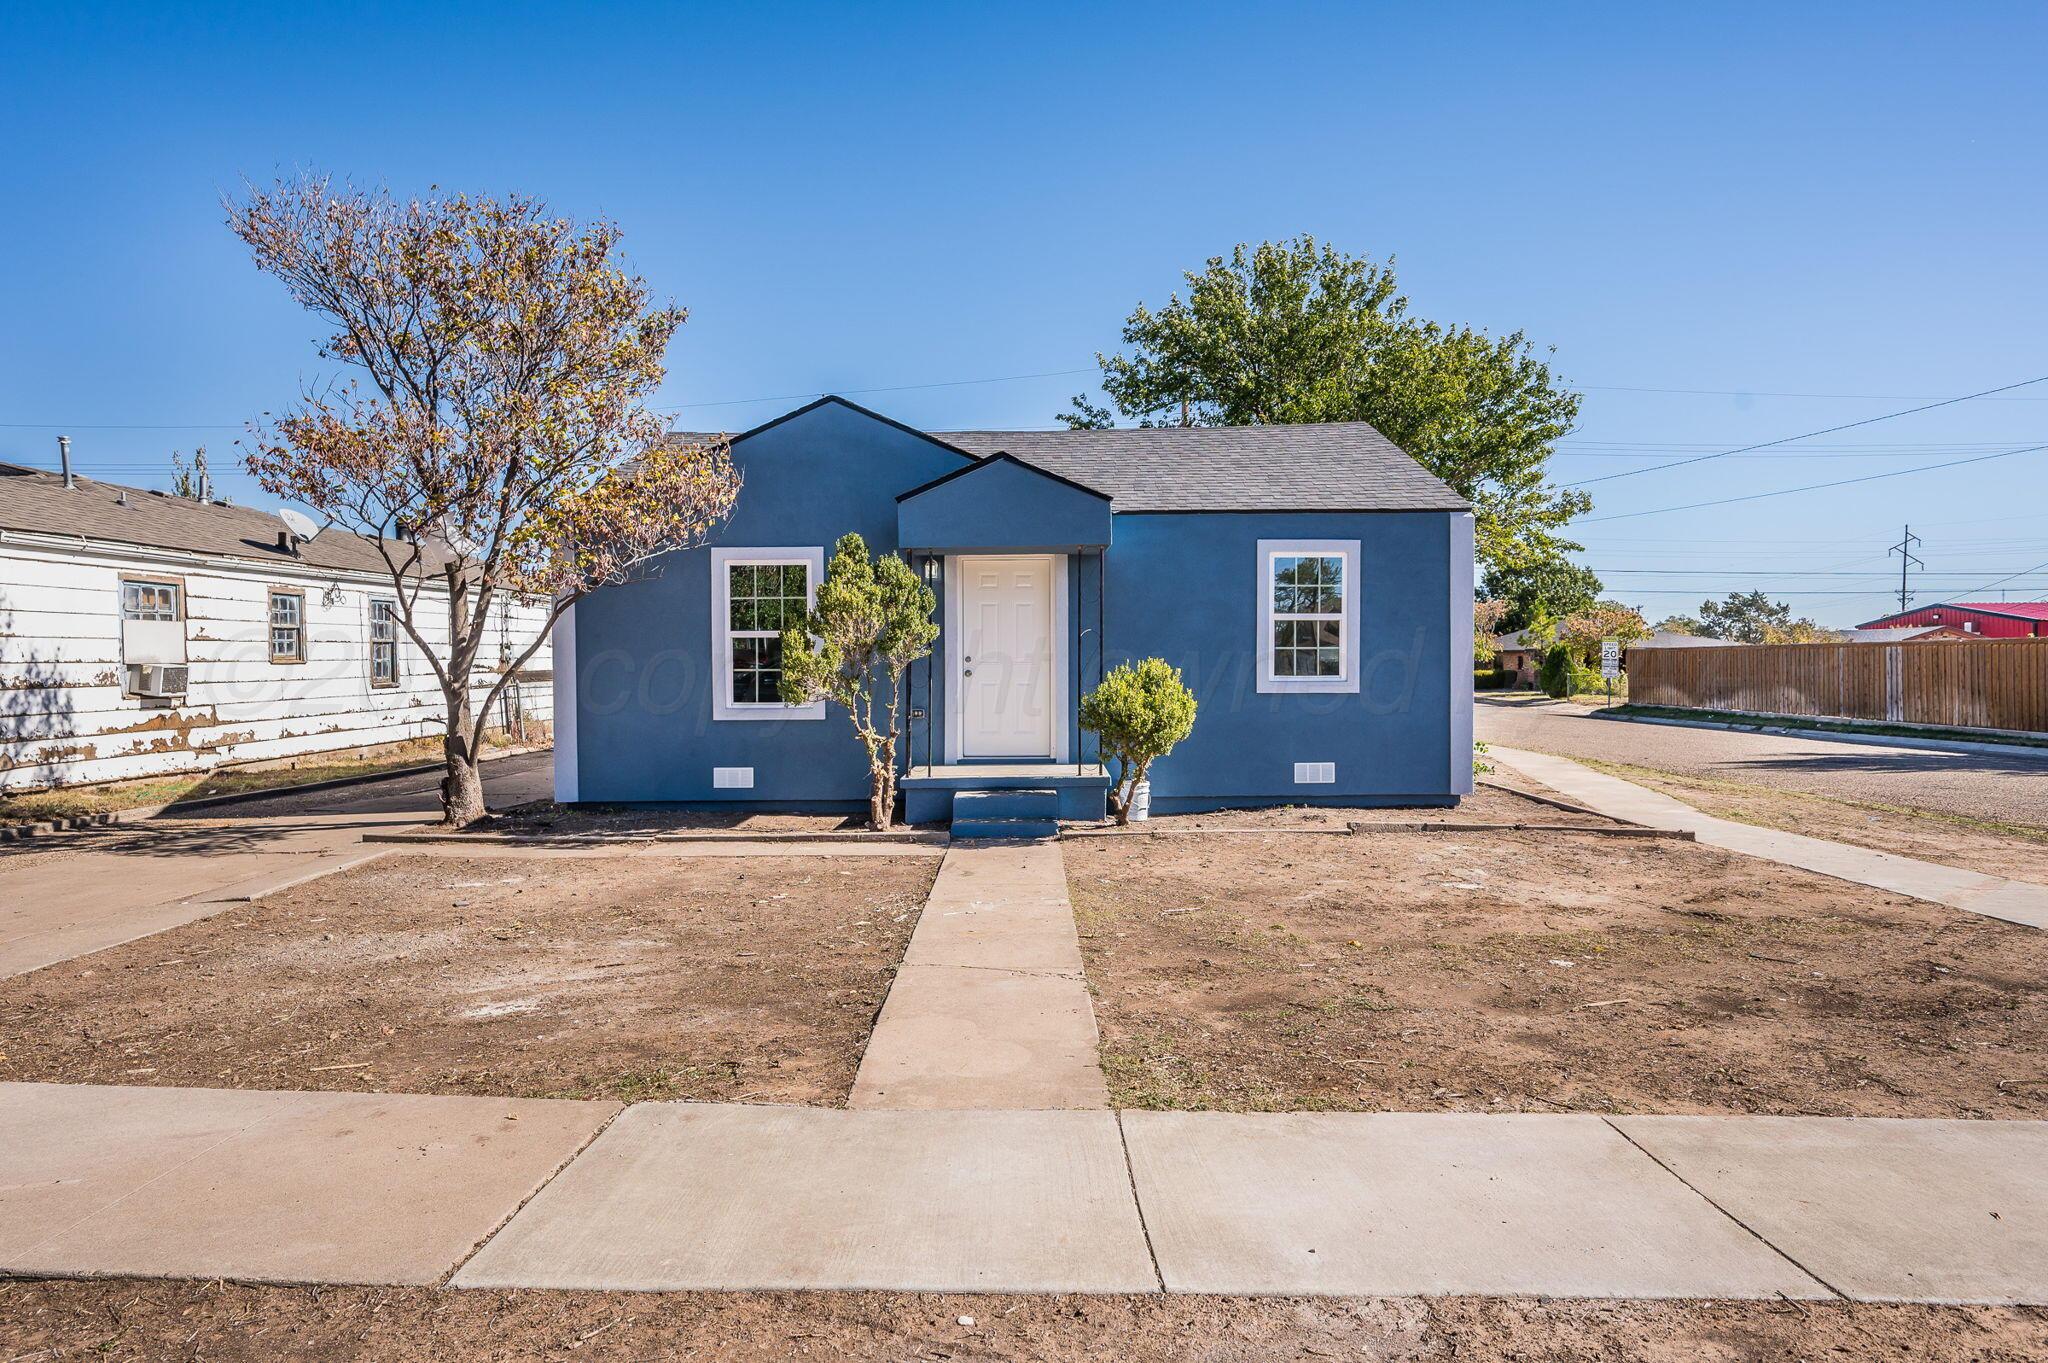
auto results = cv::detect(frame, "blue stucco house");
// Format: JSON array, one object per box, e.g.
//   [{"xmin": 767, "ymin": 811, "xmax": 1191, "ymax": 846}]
[{"xmin": 551, "ymin": 396, "xmax": 1475, "ymax": 825}]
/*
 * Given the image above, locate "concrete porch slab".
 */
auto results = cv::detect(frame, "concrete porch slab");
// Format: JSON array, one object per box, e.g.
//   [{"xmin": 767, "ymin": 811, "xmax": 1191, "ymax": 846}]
[
  {"xmin": 452, "ymin": 1103, "xmax": 1158, "ymax": 1292},
  {"xmin": 1614, "ymin": 1115, "xmax": 2048, "ymax": 1303},
  {"xmin": 1121, "ymin": 1111, "xmax": 1828, "ymax": 1298},
  {"xmin": 0, "ymin": 1082, "xmax": 617, "ymax": 1285}
]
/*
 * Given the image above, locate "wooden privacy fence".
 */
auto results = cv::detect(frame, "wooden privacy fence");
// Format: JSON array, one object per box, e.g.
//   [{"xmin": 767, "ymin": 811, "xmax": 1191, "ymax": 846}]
[{"xmin": 1628, "ymin": 639, "xmax": 2048, "ymax": 736}]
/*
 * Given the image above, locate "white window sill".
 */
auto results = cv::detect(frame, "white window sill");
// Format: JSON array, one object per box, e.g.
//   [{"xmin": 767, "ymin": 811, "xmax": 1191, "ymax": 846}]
[
  {"xmin": 1259, "ymin": 675, "xmax": 1359, "ymax": 695},
  {"xmin": 713, "ymin": 700, "xmax": 827, "ymax": 723}
]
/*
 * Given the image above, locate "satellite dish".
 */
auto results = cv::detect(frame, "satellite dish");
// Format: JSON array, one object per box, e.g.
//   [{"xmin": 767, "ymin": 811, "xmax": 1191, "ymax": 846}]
[{"xmin": 278, "ymin": 508, "xmax": 321, "ymax": 542}]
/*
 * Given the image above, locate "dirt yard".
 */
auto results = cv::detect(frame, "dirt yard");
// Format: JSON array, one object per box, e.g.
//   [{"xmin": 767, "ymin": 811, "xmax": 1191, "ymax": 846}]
[
  {"xmin": 1093, "ymin": 782, "xmax": 1619, "ymax": 833},
  {"xmin": 1069, "ymin": 828, "xmax": 2048, "ymax": 1117},
  {"xmin": 0, "ymin": 851, "xmax": 935, "ymax": 1104},
  {"xmin": 3, "ymin": 1280, "xmax": 2043, "ymax": 1363},
  {"xmin": 1580, "ymin": 756, "xmax": 2048, "ymax": 886},
  {"xmin": 466, "ymin": 799, "xmax": 891, "ymax": 838}
]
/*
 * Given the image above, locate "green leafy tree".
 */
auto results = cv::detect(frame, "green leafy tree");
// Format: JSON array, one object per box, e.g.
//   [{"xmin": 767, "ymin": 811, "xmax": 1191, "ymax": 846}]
[
  {"xmin": 1693, "ymin": 591, "xmax": 1832, "ymax": 645},
  {"xmin": 1063, "ymin": 236, "xmax": 1588, "ymax": 575},
  {"xmin": 1078, "ymin": 658, "xmax": 1197, "ymax": 825},
  {"xmin": 778, "ymin": 533, "xmax": 938, "ymax": 830},
  {"xmin": 1653, "ymin": 614, "xmax": 1701, "ymax": 636},
  {"xmin": 1537, "ymin": 642, "xmax": 1599, "ymax": 700},
  {"xmin": 1481, "ymin": 557, "xmax": 1603, "ymax": 635},
  {"xmin": 1557, "ymin": 601, "xmax": 1650, "ymax": 664},
  {"xmin": 169, "ymin": 446, "xmax": 207, "ymax": 500}
]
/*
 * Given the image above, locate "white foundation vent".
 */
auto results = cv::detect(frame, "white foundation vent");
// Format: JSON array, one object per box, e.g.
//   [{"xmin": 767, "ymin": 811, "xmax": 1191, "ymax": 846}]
[
  {"xmin": 1293, "ymin": 762, "xmax": 1336, "ymax": 785},
  {"xmin": 712, "ymin": 767, "xmax": 755, "ymax": 789}
]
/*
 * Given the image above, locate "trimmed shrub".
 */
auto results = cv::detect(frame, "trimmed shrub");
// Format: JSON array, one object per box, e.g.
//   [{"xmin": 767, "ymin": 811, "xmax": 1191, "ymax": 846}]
[{"xmin": 1079, "ymin": 658, "xmax": 1197, "ymax": 826}]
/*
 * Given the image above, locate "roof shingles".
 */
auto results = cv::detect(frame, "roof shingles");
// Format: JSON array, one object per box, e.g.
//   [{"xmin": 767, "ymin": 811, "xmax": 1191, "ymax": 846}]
[
  {"xmin": 677, "ymin": 402, "xmax": 1469, "ymax": 514},
  {"xmin": 0, "ymin": 463, "xmax": 439, "ymax": 576},
  {"xmin": 936, "ymin": 424, "xmax": 1467, "ymax": 513}
]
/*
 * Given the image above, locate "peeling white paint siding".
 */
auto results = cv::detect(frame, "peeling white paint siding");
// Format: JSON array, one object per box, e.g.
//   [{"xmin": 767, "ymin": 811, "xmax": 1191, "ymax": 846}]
[{"xmin": 0, "ymin": 536, "xmax": 553, "ymax": 791}]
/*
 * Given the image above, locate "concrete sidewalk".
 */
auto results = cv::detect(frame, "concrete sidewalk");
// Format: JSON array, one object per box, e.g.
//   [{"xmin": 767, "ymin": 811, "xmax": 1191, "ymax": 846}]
[
  {"xmin": 0, "ymin": 1081, "xmax": 616, "ymax": 1285},
  {"xmin": 5, "ymin": 1082, "xmax": 2044, "ymax": 1302},
  {"xmin": 849, "ymin": 839, "xmax": 1109, "ymax": 1110},
  {"xmin": 1488, "ymin": 745, "xmax": 2048, "ymax": 930}
]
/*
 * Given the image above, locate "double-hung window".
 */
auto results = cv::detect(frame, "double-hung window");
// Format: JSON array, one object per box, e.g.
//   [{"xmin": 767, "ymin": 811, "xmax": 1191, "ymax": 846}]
[
  {"xmin": 269, "ymin": 588, "xmax": 305, "ymax": 663},
  {"xmin": 1256, "ymin": 539, "xmax": 1360, "ymax": 694},
  {"xmin": 369, "ymin": 598, "xmax": 399, "ymax": 687},
  {"xmin": 710, "ymin": 546, "xmax": 826, "ymax": 721}
]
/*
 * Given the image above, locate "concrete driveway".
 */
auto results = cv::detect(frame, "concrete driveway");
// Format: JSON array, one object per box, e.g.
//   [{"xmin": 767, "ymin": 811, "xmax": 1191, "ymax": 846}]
[
  {"xmin": 1476, "ymin": 697, "xmax": 2048, "ymax": 830},
  {"xmin": 0, "ymin": 749, "xmax": 552, "ymax": 978}
]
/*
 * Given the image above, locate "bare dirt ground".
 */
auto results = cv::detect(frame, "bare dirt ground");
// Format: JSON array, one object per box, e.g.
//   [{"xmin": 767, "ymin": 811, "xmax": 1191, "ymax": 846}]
[
  {"xmin": 1081, "ymin": 784, "xmax": 1620, "ymax": 833},
  {"xmin": 1580, "ymin": 757, "xmax": 2048, "ymax": 886},
  {"xmin": 0, "ymin": 851, "xmax": 934, "ymax": 1104},
  {"xmin": 464, "ymin": 799, "xmax": 889, "ymax": 838},
  {"xmin": 4, "ymin": 1281, "xmax": 2043, "ymax": 1363},
  {"xmin": 1069, "ymin": 829, "xmax": 2048, "ymax": 1117}
]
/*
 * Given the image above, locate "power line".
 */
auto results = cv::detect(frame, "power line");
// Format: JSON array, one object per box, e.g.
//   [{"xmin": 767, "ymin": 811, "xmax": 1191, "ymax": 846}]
[
  {"xmin": 1592, "ymin": 568, "xmax": 2033, "ymax": 577},
  {"xmin": 1581, "ymin": 384, "xmax": 2048, "ymax": 401},
  {"xmin": 1558, "ymin": 445, "xmax": 2039, "ymax": 459},
  {"xmin": 1564, "ymin": 374, "xmax": 2048, "ymax": 488},
  {"xmin": 1580, "ymin": 442, "xmax": 2048, "ymax": 524},
  {"xmin": 1948, "ymin": 555, "xmax": 2048, "ymax": 601},
  {"xmin": 0, "ymin": 366, "xmax": 1103, "ymax": 432}
]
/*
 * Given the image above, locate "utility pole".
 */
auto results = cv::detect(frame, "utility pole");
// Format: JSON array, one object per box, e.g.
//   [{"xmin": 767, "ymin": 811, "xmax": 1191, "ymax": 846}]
[{"xmin": 1888, "ymin": 524, "xmax": 1923, "ymax": 613}]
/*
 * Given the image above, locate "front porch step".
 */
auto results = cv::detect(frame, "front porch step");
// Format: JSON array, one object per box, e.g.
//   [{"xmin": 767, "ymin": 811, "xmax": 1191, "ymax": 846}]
[
  {"xmin": 952, "ymin": 788, "xmax": 1060, "ymax": 822},
  {"xmin": 950, "ymin": 817, "xmax": 1061, "ymax": 841}
]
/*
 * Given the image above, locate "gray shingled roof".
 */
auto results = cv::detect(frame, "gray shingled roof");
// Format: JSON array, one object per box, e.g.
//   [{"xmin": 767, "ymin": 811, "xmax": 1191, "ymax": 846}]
[
  {"xmin": 0, "ymin": 462, "xmax": 444, "ymax": 576},
  {"xmin": 675, "ymin": 403, "xmax": 1469, "ymax": 513},
  {"xmin": 932, "ymin": 424, "xmax": 1469, "ymax": 513}
]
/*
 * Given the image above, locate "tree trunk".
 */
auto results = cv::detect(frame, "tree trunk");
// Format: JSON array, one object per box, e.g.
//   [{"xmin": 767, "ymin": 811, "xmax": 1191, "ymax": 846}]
[
  {"xmin": 441, "ymin": 692, "xmax": 487, "ymax": 826},
  {"xmin": 867, "ymin": 763, "xmax": 891, "ymax": 831},
  {"xmin": 865, "ymin": 734, "xmax": 900, "ymax": 832},
  {"xmin": 1113, "ymin": 757, "xmax": 1149, "ymax": 827}
]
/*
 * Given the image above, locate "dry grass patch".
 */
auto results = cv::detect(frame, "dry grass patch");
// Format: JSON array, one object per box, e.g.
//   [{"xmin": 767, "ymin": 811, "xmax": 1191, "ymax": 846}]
[
  {"xmin": 1070, "ymin": 829, "xmax": 2048, "ymax": 1117},
  {"xmin": 3, "ymin": 1280, "xmax": 2043, "ymax": 1363},
  {"xmin": 1578, "ymin": 756, "xmax": 2048, "ymax": 886},
  {"xmin": 0, "ymin": 851, "xmax": 934, "ymax": 1104}
]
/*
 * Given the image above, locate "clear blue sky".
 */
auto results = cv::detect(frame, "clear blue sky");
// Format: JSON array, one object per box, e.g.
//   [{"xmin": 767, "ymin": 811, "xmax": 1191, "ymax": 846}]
[{"xmin": 4, "ymin": 2, "xmax": 2043, "ymax": 625}]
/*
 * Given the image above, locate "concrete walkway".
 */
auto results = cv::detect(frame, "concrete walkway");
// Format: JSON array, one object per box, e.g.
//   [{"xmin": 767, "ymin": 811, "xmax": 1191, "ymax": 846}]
[
  {"xmin": 850, "ymin": 839, "xmax": 1108, "ymax": 1109},
  {"xmin": 1489, "ymin": 745, "xmax": 2048, "ymax": 930},
  {"xmin": 6, "ymin": 1081, "xmax": 2045, "ymax": 1301}
]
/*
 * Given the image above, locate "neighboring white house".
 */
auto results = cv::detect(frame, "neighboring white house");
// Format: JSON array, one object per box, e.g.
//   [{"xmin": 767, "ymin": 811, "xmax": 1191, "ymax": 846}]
[{"xmin": 0, "ymin": 460, "xmax": 552, "ymax": 792}]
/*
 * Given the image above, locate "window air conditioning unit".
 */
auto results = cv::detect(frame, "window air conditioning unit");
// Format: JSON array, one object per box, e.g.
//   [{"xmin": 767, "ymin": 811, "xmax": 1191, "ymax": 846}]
[{"xmin": 128, "ymin": 663, "xmax": 190, "ymax": 698}]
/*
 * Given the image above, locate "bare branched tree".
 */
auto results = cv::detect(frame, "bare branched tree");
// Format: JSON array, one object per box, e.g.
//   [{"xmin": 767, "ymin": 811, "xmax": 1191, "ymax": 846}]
[{"xmin": 230, "ymin": 178, "xmax": 740, "ymax": 823}]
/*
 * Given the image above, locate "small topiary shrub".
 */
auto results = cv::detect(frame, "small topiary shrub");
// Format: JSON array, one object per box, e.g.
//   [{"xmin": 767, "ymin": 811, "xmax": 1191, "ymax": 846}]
[{"xmin": 1079, "ymin": 657, "xmax": 1197, "ymax": 825}]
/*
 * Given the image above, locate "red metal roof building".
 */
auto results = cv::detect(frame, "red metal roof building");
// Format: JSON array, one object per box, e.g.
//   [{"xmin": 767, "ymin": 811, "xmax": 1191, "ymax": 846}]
[{"xmin": 1856, "ymin": 601, "xmax": 2048, "ymax": 637}]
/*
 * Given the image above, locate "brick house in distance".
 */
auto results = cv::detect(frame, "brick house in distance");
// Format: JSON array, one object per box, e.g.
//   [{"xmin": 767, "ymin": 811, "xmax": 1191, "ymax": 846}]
[{"xmin": 1856, "ymin": 602, "xmax": 2048, "ymax": 638}]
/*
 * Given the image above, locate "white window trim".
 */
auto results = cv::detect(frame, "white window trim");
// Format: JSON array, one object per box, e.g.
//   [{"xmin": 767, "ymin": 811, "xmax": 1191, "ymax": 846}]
[
  {"xmin": 368, "ymin": 596, "xmax": 401, "ymax": 689},
  {"xmin": 1256, "ymin": 538, "xmax": 1360, "ymax": 695},
  {"xmin": 711, "ymin": 545, "xmax": 827, "ymax": 722}
]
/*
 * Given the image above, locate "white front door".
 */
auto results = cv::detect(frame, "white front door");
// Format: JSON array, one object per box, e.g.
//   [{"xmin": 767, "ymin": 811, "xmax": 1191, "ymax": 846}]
[{"xmin": 958, "ymin": 555, "xmax": 1055, "ymax": 758}]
